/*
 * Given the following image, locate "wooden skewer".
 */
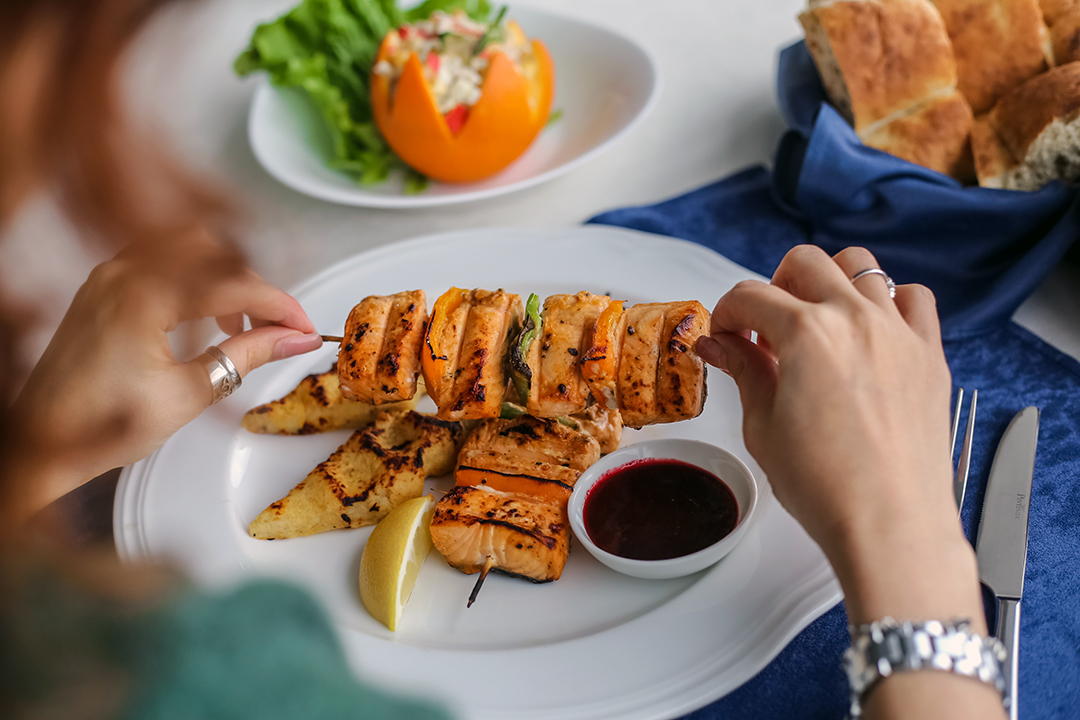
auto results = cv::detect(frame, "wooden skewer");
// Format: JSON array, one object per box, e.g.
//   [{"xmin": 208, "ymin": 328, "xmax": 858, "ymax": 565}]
[
  {"xmin": 467, "ymin": 556, "xmax": 496, "ymax": 608},
  {"xmin": 320, "ymin": 335, "xmax": 344, "ymax": 343}
]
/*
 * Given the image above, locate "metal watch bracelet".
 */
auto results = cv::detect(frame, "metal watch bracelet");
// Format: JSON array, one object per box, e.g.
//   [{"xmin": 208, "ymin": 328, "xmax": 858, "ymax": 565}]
[{"xmin": 842, "ymin": 617, "xmax": 1007, "ymax": 719}]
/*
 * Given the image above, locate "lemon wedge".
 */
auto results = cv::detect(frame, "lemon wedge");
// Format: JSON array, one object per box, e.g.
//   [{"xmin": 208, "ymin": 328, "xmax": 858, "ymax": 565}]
[{"xmin": 359, "ymin": 494, "xmax": 435, "ymax": 631}]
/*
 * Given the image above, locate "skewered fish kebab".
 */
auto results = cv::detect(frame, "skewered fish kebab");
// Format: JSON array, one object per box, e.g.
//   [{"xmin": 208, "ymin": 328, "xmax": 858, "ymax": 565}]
[{"xmin": 332, "ymin": 288, "xmax": 710, "ymax": 428}]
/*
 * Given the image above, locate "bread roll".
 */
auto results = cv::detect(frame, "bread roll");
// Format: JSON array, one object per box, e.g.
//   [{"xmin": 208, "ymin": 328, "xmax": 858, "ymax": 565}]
[
  {"xmin": 800, "ymin": 0, "xmax": 957, "ymax": 133},
  {"xmin": 932, "ymin": 0, "xmax": 1052, "ymax": 115},
  {"xmin": 971, "ymin": 116, "xmax": 1022, "ymax": 188},
  {"xmin": 1051, "ymin": 10, "xmax": 1080, "ymax": 63},
  {"xmin": 860, "ymin": 91, "xmax": 975, "ymax": 178},
  {"xmin": 1040, "ymin": 0, "xmax": 1080, "ymax": 24},
  {"xmin": 974, "ymin": 62, "xmax": 1080, "ymax": 189}
]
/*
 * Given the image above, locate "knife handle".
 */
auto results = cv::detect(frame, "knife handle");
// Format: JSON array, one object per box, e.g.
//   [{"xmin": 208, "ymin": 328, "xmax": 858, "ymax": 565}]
[{"xmin": 996, "ymin": 597, "xmax": 1020, "ymax": 720}]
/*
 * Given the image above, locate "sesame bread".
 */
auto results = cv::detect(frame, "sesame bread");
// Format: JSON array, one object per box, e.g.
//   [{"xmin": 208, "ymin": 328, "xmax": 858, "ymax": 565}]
[
  {"xmin": 860, "ymin": 91, "xmax": 975, "ymax": 179},
  {"xmin": 799, "ymin": 0, "xmax": 958, "ymax": 132},
  {"xmin": 932, "ymin": 0, "xmax": 1052, "ymax": 115}
]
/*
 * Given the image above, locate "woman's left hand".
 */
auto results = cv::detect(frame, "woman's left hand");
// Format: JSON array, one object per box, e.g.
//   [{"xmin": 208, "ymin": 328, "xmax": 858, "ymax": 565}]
[{"xmin": 9, "ymin": 231, "xmax": 322, "ymax": 521}]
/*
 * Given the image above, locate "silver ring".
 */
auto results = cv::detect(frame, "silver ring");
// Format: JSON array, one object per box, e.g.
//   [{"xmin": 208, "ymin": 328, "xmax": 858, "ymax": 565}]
[
  {"xmin": 200, "ymin": 345, "xmax": 242, "ymax": 404},
  {"xmin": 850, "ymin": 268, "xmax": 897, "ymax": 299}
]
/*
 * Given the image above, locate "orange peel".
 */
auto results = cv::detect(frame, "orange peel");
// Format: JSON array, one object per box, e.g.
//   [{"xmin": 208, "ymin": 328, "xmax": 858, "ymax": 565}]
[{"xmin": 371, "ymin": 25, "xmax": 554, "ymax": 183}]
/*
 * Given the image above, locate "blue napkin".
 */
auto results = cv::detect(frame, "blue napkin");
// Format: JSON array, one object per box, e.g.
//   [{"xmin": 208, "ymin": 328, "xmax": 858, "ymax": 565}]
[
  {"xmin": 589, "ymin": 41, "xmax": 1080, "ymax": 720},
  {"xmin": 595, "ymin": 41, "xmax": 1080, "ymax": 341}
]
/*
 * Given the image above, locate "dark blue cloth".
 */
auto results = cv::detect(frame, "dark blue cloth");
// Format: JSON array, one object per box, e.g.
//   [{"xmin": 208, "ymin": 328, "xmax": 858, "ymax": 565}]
[
  {"xmin": 594, "ymin": 41, "xmax": 1080, "ymax": 341},
  {"xmin": 588, "ymin": 40, "xmax": 1080, "ymax": 720}
]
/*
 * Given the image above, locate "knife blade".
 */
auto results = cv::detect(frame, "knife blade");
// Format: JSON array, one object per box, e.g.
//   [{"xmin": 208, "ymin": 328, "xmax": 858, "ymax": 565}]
[{"xmin": 976, "ymin": 406, "xmax": 1039, "ymax": 720}]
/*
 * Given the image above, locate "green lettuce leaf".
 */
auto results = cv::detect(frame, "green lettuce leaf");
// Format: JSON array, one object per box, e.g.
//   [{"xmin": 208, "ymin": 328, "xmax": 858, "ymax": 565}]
[{"xmin": 236, "ymin": 0, "xmax": 492, "ymax": 186}]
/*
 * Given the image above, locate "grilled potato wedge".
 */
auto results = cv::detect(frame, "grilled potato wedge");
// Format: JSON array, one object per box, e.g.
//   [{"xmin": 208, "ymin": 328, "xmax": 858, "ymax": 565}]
[
  {"xmin": 248, "ymin": 410, "xmax": 465, "ymax": 540},
  {"xmin": 338, "ymin": 290, "xmax": 427, "ymax": 404},
  {"xmin": 242, "ymin": 364, "xmax": 417, "ymax": 435}
]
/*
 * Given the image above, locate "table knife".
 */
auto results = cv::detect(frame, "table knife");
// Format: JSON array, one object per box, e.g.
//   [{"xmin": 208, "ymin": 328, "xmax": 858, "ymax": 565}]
[{"xmin": 976, "ymin": 406, "xmax": 1039, "ymax": 720}]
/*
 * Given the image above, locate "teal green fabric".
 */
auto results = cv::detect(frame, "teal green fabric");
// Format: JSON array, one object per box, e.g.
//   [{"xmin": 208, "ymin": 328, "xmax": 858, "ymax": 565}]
[{"xmin": 2, "ymin": 574, "xmax": 453, "ymax": 720}]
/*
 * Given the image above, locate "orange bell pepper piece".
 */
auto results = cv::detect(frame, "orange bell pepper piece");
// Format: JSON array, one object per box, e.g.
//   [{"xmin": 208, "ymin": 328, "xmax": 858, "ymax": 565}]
[
  {"xmin": 455, "ymin": 466, "xmax": 573, "ymax": 506},
  {"xmin": 370, "ymin": 24, "xmax": 555, "ymax": 183},
  {"xmin": 423, "ymin": 287, "xmax": 468, "ymax": 407},
  {"xmin": 581, "ymin": 299, "xmax": 625, "ymax": 410}
]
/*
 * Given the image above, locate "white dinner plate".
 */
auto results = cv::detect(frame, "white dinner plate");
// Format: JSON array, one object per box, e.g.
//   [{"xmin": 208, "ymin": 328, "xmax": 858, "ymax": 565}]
[
  {"xmin": 247, "ymin": 6, "xmax": 662, "ymax": 208},
  {"xmin": 115, "ymin": 226, "xmax": 841, "ymax": 720}
]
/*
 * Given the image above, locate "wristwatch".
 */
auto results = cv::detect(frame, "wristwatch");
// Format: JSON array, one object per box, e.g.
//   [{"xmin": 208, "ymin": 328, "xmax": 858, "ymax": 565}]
[{"xmin": 843, "ymin": 617, "xmax": 1007, "ymax": 719}]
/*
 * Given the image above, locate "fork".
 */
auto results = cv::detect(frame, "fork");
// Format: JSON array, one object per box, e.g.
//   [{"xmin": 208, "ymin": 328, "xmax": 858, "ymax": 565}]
[{"xmin": 950, "ymin": 388, "xmax": 978, "ymax": 515}]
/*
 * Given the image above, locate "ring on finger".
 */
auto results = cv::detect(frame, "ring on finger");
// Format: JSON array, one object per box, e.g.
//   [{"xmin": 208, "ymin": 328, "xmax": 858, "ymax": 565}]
[
  {"xmin": 850, "ymin": 268, "xmax": 897, "ymax": 299},
  {"xmin": 199, "ymin": 345, "xmax": 242, "ymax": 404}
]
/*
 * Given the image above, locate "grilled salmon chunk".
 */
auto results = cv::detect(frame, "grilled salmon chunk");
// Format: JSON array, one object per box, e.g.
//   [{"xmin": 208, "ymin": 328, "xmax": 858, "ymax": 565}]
[
  {"xmin": 524, "ymin": 292, "xmax": 610, "ymax": 418},
  {"xmin": 454, "ymin": 416, "xmax": 601, "ymax": 504},
  {"xmin": 430, "ymin": 485, "xmax": 570, "ymax": 582},
  {"xmin": 618, "ymin": 303, "xmax": 666, "ymax": 428},
  {"xmin": 423, "ymin": 288, "xmax": 522, "ymax": 421},
  {"xmin": 617, "ymin": 301, "xmax": 710, "ymax": 428},
  {"xmin": 338, "ymin": 290, "xmax": 427, "ymax": 404},
  {"xmin": 566, "ymin": 404, "xmax": 623, "ymax": 455}
]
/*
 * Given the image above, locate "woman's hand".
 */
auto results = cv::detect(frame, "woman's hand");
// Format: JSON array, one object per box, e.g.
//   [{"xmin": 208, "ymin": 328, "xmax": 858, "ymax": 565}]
[
  {"xmin": 696, "ymin": 246, "xmax": 979, "ymax": 623},
  {"xmin": 698, "ymin": 245, "xmax": 1002, "ymax": 718},
  {"xmin": 9, "ymin": 231, "xmax": 322, "ymax": 522}
]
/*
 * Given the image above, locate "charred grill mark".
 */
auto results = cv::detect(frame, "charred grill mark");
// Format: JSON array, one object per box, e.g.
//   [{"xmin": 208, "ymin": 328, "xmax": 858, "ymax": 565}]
[
  {"xmin": 350, "ymin": 360, "xmax": 357, "ymax": 368},
  {"xmin": 668, "ymin": 340, "xmax": 688, "ymax": 353},
  {"xmin": 298, "ymin": 422, "xmax": 318, "ymax": 435},
  {"xmin": 627, "ymin": 325, "xmax": 635, "ymax": 335},
  {"xmin": 370, "ymin": 503, "xmax": 380, "ymax": 512},
  {"xmin": 353, "ymin": 324, "xmax": 369, "ymax": 341},
  {"xmin": 357, "ymin": 432, "xmax": 388, "ymax": 457},
  {"xmin": 567, "ymin": 347, "xmax": 578, "ymax": 356},
  {"xmin": 344, "ymin": 343, "xmax": 354, "ymax": 352},
  {"xmin": 475, "ymin": 519, "xmax": 558, "ymax": 549},
  {"xmin": 340, "ymin": 513, "xmax": 351, "ymax": 524},
  {"xmin": 500, "ymin": 423, "xmax": 541, "ymax": 440},
  {"xmin": 415, "ymin": 448, "xmax": 425, "ymax": 468},
  {"xmin": 407, "ymin": 303, "xmax": 416, "ymax": 312},
  {"xmin": 416, "ymin": 415, "xmax": 462, "ymax": 431},
  {"xmin": 557, "ymin": 383, "xmax": 567, "ymax": 395},
  {"xmin": 672, "ymin": 314, "xmax": 696, "ymax": 340},
  {"xmin": 311, "ymin": 383, "xmax": 330, "ymax": 407},
  {"xmin": 381, "ymin": 352, "xmax": 400, "ymax": 374},
  {"xmin": 253, "ymin": 406, "xmax": 272, "ymax": 414}
]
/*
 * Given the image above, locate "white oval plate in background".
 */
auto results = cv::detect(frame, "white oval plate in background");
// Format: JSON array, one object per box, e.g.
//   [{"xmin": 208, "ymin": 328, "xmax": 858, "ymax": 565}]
[
  {"xmin": 247, "ymin": 7, "xmax": 661, "ymax": 208},
  {"xmin": 115, "ymin": 226, "xmax": 841, "ymax": 720}
]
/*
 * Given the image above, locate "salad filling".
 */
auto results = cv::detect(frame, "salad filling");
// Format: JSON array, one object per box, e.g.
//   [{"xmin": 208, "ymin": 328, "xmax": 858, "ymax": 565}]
[{"xmin": 373, "ymin": 9, "xmax": 538, "ymax": 132}]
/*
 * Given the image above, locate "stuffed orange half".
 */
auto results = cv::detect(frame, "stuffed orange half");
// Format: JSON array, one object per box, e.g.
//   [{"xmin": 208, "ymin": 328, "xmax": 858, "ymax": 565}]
[{"xmin": 371, "ymin": 11, "xmax": 554, "ymax": 183}]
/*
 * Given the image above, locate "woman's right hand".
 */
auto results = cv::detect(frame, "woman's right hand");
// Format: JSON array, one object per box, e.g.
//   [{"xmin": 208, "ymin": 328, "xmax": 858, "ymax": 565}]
[
  {"xmin": 698, "ymin": 245, "xmax": 1003, "ymax": 718},
  {"xmin": 696, "ymin": 245, "xmax": 978, "ymax": 625}
]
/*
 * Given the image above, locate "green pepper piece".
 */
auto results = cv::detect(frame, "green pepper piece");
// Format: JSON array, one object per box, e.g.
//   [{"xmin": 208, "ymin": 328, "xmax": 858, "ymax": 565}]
[{"xmin": 509, "ymin": 293, "xmax": 541, "ymax": 402}]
